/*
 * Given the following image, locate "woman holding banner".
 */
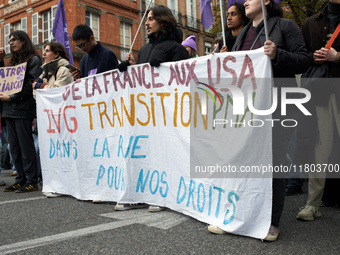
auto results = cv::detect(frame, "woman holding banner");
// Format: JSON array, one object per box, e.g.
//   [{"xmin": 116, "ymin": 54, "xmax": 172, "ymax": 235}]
[
  {"xmin": 207, "ymin": 0, "xmax": 310, "ymax": 241},
  {"xmin": 0, "ymin": 31, "xmax": 42, "ymax": 193},
  {"xmin": 32, "ymin": 41, "xmax": 74, "ymax": 198}
]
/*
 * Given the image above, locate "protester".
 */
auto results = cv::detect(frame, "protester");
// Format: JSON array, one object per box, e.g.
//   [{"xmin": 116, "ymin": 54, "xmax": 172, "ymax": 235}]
[
  {"xmin": 0, "ymin": 118, "xmax": 5, "ymax": 185},
  {"xmin": 33, "ymin": 41, "xmax": 74, "ymax": 90},
  {"xmin": 70, "ymin": 25, "xmax": 118, "ymax": 79},
  {"xmin": 216, "ymin": 3, "xmax": 250, "ymax": 53},
  {"xmin": 212, "ymin": 38, "xmax": 222, "ymax": 53},
  {"xmin": 296, "ymin": 0, "xmax": 340, "ymax": 221},
  {"xmin": 182, "ymin": 36, "xmax": 198, "ymax": 58},
  {"xmin": 117, "ymin": 4, "xmax": 189, "ymax": 71},
  {"xmin": 0, "ymin": 31, "xmax": 41, "ymax": 193},
  {"xmin": 116, "ymin": 4, "xmax": 189, "ymax": 212},
  {"xmin": 32, "ymin": 41, "xmax": 74, "ymax": 197},
  {"xmin": 207, "ymin": 0, "xmax": 309, "ymax": 241}
]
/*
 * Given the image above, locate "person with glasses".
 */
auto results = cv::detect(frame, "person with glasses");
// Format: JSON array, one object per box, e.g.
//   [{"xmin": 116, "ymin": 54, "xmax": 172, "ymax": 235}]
[
  {"xmin": 0, "ymin": 31, "xmax": 42, "ymax": 193},
  {"xmin": 70, "ymin": 24, "xmax": 118, "ymax": 79}
]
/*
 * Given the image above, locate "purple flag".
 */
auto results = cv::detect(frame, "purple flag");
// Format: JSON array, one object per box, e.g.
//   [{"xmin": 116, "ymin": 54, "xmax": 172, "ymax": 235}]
[
  {"xmin": 227, "ymin": 0, "xmax": 281, "ymax": 7},
  {"xmin": 52, "ymin": 0, "xmax": 74, "ymax": 64},
  {"xmin": 201, "ymin": 0, "xmax": 214, "ymax": 29}
]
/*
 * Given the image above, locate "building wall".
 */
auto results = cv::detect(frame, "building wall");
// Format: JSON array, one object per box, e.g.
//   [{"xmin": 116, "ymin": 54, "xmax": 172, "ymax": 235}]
[
  {"xmin": 149, "ymin": 0, "xmax": 215, "ymax": 57},
  {"xmin": 0, "ymin": 0, "xmax": 216, "ymax": 68},
  {"xmin": 0, "ymin": 0, "xmax": 141, "ymax": 68}
]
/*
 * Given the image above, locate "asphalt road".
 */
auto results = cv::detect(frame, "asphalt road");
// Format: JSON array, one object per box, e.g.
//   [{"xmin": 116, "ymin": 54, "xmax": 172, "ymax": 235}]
[{"xmin": 0, "ymin": 169, "xmax": 339, "ymax": 255}]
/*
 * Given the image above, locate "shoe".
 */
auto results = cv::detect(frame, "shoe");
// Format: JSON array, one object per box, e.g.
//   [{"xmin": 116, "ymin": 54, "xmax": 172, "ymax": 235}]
[
  {"xmin": 45, "ymin": 192, "xmax": 61, "ymax": 198},
  {"xmin": 3, "ymin": 183, "xmax": 22, "ymax": 192},
  {"xmin": 15, "ymin": 183, "xmax": 39, "ymax": 193},
  {"xmin": 207, "ymin": 225, "xmax": 227, "ymax": 235},
  {"xmin": 0, "ymin": 180, "xmax": 6, "ymax": 186},
  {"xmin": 11, "ymin": 172, "xmax": 17, "ymax": 176},
  {"xmin": 285, "ymin": 186, "xmax": 302, "ymax": 196},
  {"xmin": 114, "ymin": 203, "xmax": 147, "ymax": 211},
  {"xmin": 296, "ymin": 205, "xmax": 321, "ymax": 221},
  {"xmin": 148, "ymin": 205, "xmax": 166, "ymax": 212},
  {"xmin": 264, "ymin": 225, "xmax": 279, "ymax": 241}
]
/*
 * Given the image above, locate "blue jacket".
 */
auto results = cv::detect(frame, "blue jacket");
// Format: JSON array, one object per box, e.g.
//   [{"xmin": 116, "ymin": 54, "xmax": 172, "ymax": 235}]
[{"xmin": 80, "ymin": 41, "xmax": 118, "ymax": 78}]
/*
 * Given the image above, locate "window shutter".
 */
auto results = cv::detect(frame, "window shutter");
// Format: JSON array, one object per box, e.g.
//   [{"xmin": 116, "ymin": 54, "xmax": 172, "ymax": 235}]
[
  {"xmin": 4, "ymin": 24, "xmax": 10, "ymax": 54},
  {"xmin": 32, "ymin": 13, "xmax": 39, "ymax": 45},
  {"xmin": 21, "ymin": 17, "xmax": 27, "ymax": 33}
]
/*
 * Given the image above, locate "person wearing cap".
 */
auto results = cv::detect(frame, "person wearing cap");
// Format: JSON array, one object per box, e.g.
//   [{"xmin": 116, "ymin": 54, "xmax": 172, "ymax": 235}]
[{"xmin": 182, "ymin": 36, "xmax": 198, "ymax": 58}]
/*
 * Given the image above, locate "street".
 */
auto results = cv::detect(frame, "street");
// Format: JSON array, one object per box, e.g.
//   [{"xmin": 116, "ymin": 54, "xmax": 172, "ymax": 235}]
[{"xmin": 1, "ymin": 169, "xmax": 339, "ymax": 255}]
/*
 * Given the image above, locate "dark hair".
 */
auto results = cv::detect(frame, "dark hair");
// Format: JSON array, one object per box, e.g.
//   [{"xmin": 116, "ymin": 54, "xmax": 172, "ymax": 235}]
[
  {"xmin": 72, "ymin": 24, "xmax": 93, "ymax": 41},
  {"xmin": 45, "ymin": 41, "xmax": 69, "ymax": 61},
  {"xmin": 267, "ymin": 0, "xmax": 283, "ymax": 18},
  {"xmin": 146, "ymin": 5, "xmax": 177, "ymax": 34},
  {"xmin": 9, "ymin": 30, "xmax": 37, "ymax": 66},
  {"xmin": 230, "ymin": 3, "xmax": 250, "ymax": 27}
]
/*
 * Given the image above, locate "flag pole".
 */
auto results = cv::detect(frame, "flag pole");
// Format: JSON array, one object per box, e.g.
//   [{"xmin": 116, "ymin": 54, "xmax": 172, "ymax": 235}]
[
  {"xmin": 129, "ymin": 0, "xmax": 154, "ymax": 54},
  {"xmin": 219, "ymin": 0, "xmax": 226, "ymax": 46},
  {"xmin": 261, "ymin": 0, "xmax": 269, "ymax": 41}
]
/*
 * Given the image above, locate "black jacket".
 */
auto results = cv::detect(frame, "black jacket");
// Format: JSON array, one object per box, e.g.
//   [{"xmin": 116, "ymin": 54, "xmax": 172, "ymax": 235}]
[
  {"xmin": 1, "ymin": 55, "xmax": 41, "ymax": 119},
  {"xmin": 80, "ymin": 41, "xmax": 118, "ymax": 78},
  {"xmin": 216, "ymin": 29, "xmax": 237, "ymax": 53},
  {"xmin": 137, "ymin": 28, "xmax": 189, "ymax": 64},
  {"xmin": 232, "ymin": 16, "xmax": 310, "ymax": 79}
]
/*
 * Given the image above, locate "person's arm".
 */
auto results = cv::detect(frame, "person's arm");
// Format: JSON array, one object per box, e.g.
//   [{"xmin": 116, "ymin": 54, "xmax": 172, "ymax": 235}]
[{"xmin": 271, "ymin": 19, "xmax": 310, "ymax": 75}]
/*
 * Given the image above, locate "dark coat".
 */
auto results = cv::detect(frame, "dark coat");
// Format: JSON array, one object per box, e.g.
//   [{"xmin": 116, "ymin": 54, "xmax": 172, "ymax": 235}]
[
  {"xmin": 80, "ymin": 41, "xmax": 118, "ymax": 78},
  {"xmin": 301, "ymin": 6, "xmax": 340, "ymax": 107},
  {"xmin": 137, "ymin": 28, "xmax": 189, "ymax": 64},
  {"xmin": 216, "ymin": 29, "xmax": 237, "ymax": 53},
  {"xmin": 302, "ymin": 6, "xmax": 340, "ymax": 78},
  {"xmin": 232, "ymin": 16, "xmax": 310, "ymax": 79},
  {"xmin": 1, "ymin": 55, "xmax": 41, "ymax": 119}
]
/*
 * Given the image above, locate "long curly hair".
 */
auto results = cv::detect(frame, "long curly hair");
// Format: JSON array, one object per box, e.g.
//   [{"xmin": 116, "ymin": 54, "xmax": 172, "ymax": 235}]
[
  {"xmin": 9, "ymin": 30, "xmax": 38, "ymax": 66},
  {"xmin": 146, "ymin": 5, "xmax": 177, "ymax": 34}
]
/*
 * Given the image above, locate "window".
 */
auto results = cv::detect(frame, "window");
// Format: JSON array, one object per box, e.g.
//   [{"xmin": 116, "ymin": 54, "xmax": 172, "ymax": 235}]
[
  {"xmin": 86, "ymin": 11, "xmax": 100, "ymax": 40},
  {"xmin": 167, "ymin": 0, "xmax": 178, "ymax": 12},
  {"xmin": 205, "ymin": 42, "xmax": 212, "ymax": 55},
  {"xmin": 32, "ymin": 13, "xmax": 39, "ymax": 45},
  {"xmin": 12, "ymin": 17, "xmax": 27, "ymax": 33},
  {"xmin": 13, "ymin": 22, "xmax": 21, "ymax": 31},
  {"xmin": 42, "ymin": 6, "xmax": 57, "ymax": 43},
  {"xmin": 186, "ymin": 0, "xmax": 197, "ymax": 29},
  {"xmin": 120, "ymin": 22, "xmax": 131, "ymax": 61}
]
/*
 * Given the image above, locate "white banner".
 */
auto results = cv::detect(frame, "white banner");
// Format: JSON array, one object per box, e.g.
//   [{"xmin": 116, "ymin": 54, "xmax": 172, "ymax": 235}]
[{"xmin": 37, "ymin": 48, "xmax": 273, "ymax": 239}]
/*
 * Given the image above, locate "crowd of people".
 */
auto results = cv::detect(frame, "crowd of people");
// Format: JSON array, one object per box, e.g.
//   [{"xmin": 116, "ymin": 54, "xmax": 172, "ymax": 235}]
[{"xmin": 0, "ymin": 0, "xmax": 339, "ymax": 243}]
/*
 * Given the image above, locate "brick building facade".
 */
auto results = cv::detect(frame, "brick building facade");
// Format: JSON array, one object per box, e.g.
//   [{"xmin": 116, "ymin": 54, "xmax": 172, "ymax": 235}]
[
  {"xmin": 0, "ymin": 0, "xmax": 142, "ymax": 68},
  {"xmin": 0, "ymin": 0, "xmax": 216, "ymax": 67},
  {"xmin": 145, "ymin": 0, "xmax": 216, "ymax": 57}
]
